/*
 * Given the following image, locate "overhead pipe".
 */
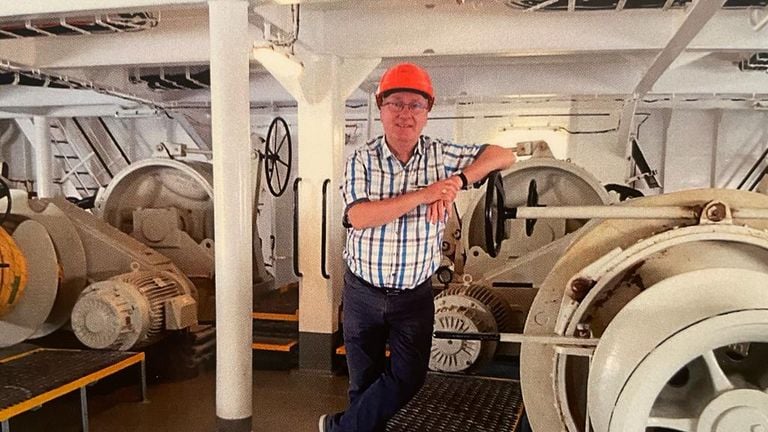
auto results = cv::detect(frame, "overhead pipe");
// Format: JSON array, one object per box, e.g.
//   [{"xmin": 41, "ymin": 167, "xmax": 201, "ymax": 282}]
[
  {"xmin": 0, "ymin": 13, "xmax": 157, "ymax": 40},
  {"xmin": 0, "ymin": 60, "xmax": 167, "ymax": 111}
]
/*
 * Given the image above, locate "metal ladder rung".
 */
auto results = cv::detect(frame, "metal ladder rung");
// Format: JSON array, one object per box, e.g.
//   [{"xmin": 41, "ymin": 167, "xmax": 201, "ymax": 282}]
[
  {"xmin": 49, "ymin": 119, "xmax": 101, "ymax": 198},
  {"xmin": 53, "ymin": 179, "xmax": 98, "ymax": 186},
  {"xmin": 54, "ymin": 171, "xmax": 92, "ymax": 178}
]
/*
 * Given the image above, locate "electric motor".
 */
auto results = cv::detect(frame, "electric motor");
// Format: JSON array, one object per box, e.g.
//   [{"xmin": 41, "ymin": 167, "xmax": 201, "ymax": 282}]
[
  {"xmin": 430, "ymin": 284, "xmax": 514, "ymax": 373},
  {"xmin": 71, "ymin": 270, "xmax": 197, "ymax": 350}
]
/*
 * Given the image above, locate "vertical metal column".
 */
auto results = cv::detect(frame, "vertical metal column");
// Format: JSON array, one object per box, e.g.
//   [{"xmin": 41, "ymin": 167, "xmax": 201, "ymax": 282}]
[
  {"xmin": 79, "ymin": 387, "xmax": 89, "ymax": 432},
  {"xmin": 710, "ymin": 110, "xmax": 722, "ymax": 188},
  {"xmin": 618, "ymin": 100, "xmax": 638, "ymax": 186},
  {"xmin": 1, "ymin": 420, "xmax": 9, "ymax": 432},
  {"xmin": 33, "ymin": 116, "xmax": 53, "ymax": 198},
  {"xmin": 140, "ymin": 359, "xmax": 148, "ymax": 403},
  {"xmin": 209, "ymin": 1, "xmax": 253, "ymax": 431},
  {"xmin": 294, "ymin": 58, "xmax": 380, "ymax": 372}
]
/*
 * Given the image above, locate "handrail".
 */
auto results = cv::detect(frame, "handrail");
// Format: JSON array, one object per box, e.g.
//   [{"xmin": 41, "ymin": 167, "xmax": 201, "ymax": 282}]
[
  {"xmin": 72, "ymin": 118, "xmax": 113, "ymax": 179},
  {"xmin": 321, "ymin": 179, "xmax": 331, "ymax": 279},
  {"xmin": 737, "ymin": 146, "xmax": 768, "ymax": 190},
  {"xmin": 293, "ymin": 177, "xmax": 302, "ymax": 277}
]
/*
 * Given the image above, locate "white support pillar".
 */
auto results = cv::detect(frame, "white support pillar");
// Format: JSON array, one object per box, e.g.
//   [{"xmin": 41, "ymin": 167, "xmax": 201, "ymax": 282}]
[
  {"xmin": 33, "ymin": 116, "xmax": 53, "ymax": 198},
  {"xmin": 209, "ymin": 1, "xmax": 253, "ymax": 431},
  {"xmin": 710, "ymin": 109, "xmax": 723, "ymax": 188},
  {"xmin": 258, "ymin": 52, "xmax": 379, "ymax": 371},
  {"xmin": 619, "ymin": 99, "xmax": 639, "ymax": 186}
]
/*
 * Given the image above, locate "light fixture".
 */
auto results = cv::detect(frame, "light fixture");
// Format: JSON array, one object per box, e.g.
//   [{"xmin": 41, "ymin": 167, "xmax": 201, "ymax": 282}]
[{"xmin": 252, "ymin": 43, "xmax": 303, "ymax": 78}]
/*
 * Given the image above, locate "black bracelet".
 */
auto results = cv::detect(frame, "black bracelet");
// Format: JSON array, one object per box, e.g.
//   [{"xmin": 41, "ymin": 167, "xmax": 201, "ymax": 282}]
[{"xmin": 457, "ymin": 172, "xmax": 469, "ymax": 190}]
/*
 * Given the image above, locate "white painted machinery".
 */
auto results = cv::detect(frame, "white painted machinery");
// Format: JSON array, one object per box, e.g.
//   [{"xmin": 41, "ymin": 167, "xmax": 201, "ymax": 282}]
[
  {"xmin": 0, "ymin": 187, "xmax": 198, "ymax": 350},
  {"xmin": 461, "ymin": 156, "xmax": 612, "ymax": 286},
  {"xmin": 430, "ymin": 284, "xmax": 515, "ymax": 373},
  {"xmin": 465, "ymin": 172, "xmax": 768, "ymax": 432},
  {"xmin": 71, "ymin": 270, "xmax": 196, "ymax": 350},
  {"xmin": 94, "ymin": 158, "xmax": 274, "ymax": 321},
  {"xmin": 431, "ymin": 163, "xmax": 768, "ymax": 431},
  {"xmin": 431, "ymin": 156, "xmax": 612, "ymax": 373}
]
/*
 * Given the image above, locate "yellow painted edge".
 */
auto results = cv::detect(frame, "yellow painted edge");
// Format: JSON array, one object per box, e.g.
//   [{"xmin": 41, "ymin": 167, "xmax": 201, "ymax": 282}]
[
  {"xmin": 0, "ymin": 348, "xmax": 44, "ymax": 364},
  {"xmin": 251, "ymin": 341, "xmax": 297, "ymax": 352},
  {"xmin": 0, "ymin": 352, "xmax": 145, "ymax": 421},
  {"xmin": 251, "ymin": 311, "xmax": 299, "ymax": 322},
  {"xmin": 335, "ymin": 345, "xmax": 389, "ymax": 357}
]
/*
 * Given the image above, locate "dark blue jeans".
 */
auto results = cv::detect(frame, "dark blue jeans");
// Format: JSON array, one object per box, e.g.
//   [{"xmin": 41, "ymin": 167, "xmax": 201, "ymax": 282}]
[{"xmin": 330, "ymin": 269, "xmax": 434, "ymax": 432}]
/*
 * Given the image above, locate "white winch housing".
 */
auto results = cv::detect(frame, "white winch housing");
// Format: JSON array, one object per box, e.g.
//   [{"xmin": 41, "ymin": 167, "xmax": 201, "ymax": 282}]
[{"xmin": 520, "ymin": 189, "xmax": 768, "ymax": 432}]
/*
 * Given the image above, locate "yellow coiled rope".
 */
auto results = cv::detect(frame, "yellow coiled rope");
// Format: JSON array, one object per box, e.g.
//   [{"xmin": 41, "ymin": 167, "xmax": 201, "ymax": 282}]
[{"xmin": 0, "ymin": 226, "xmax": 28, "ymax": 317}]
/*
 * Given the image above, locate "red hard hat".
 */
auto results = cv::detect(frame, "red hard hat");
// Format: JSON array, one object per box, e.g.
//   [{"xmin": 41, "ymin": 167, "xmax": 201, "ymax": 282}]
[{"xmin": 375, "ymin": 63, "xmax": 435, "ymax": 110}]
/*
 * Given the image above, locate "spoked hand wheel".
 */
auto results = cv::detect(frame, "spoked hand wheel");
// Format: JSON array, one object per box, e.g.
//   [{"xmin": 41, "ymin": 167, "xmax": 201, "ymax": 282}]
[
  {"xmin": 484, "ymin": 171, "xmax": 507, "ymax": 258},
  {"xmin": 264, "ymin": 116, "xmax": 293, "ymax": 197},
  {"xmin": 0, "ymin": 177, "xmax": 11, "ymax": 226},
  {"xmin": 525, "ymin": 179, "xmax": 539, "ymax": 237}
]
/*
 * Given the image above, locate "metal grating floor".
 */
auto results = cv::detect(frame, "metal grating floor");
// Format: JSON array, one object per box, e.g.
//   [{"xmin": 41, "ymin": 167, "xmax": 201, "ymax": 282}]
[
  {"xmin": 386, "ymin": 373, "xmax": 524, "ymax": 432},
  {"xmin": 0, "ymin": 349, "xmax": 136, "ymax": 411}
]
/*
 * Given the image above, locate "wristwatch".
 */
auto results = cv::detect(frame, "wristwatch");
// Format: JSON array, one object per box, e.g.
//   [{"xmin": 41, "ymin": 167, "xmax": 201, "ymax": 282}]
[{"xmin": 456, "ymin": 172, "xmax": 469, "ymax": 190}]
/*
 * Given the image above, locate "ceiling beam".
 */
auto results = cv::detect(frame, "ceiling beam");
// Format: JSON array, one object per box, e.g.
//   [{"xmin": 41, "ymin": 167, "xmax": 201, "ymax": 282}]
[
  {"xmin": 0, "ymin": 11, "xmax": 263, "ymax": 69},
  {"xmin": 0, "ymin": 8, "xmax": 758, "ymax": 70},
  {"xmin": 296, "ymin": 8, "xmax": 762, "ymax": 59},
  {"xmin": 0, "ymin": 86, "xmax": 140, "ymax": 107},
  {"xmin": 1, "ymin": 53, "xmax": 766, "ymax": 110},
  {"xmin": 633, "ymin": 0, "xmax": 728, "ymax": 96}
]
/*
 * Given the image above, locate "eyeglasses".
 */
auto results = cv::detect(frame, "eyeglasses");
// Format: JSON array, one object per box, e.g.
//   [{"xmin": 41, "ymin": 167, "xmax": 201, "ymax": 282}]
[{"xmin": 381, "ymin": 101, "xmax": 429, "ymax": 114}]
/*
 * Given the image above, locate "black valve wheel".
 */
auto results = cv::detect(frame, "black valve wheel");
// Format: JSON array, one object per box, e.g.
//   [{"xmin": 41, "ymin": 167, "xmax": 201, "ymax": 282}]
[
  {"xmin": 484, "ymin": 171, "xmax": 506, "ymax": 258},
  {"xmin": 0, "ymin": 177, "xmax": 11, "ymax": 226},
  {"xmin": 525, "ymin": 179, "xmax": 539, "ymax": 237},
  {"xmin": 264, "ymin": 116, "xmax": 293, "ymax": 197}
]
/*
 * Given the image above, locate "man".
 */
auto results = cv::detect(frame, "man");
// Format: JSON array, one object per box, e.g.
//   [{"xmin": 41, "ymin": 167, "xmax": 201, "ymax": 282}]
[{"xmin": 320, "ymin": 63, "xmax": 516, "ymax": 432}]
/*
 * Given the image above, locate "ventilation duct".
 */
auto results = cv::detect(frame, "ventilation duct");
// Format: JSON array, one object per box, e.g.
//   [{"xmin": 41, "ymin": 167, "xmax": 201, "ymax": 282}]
[
  {"xmin": 503, "ymin": 0, "xmax": 767, "ymax": 11},
  {"xmin": 129, "ymin": 67, "xmax": 210, "ymax": 92},
  {"xmin": 0, "ymin": 13, "xmax": 157, "ymax": 40}
]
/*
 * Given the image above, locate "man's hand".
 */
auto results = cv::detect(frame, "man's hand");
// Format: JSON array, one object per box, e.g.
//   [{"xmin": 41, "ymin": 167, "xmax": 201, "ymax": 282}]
[
  {"xmin": 346, "ymin": 176, "xmax": 463, "ymax": 229},
  {"xmin": 422, "ymin": 176, "xmax": 462, "ymax": 224},
  {"xmin": 427, "ymin": 200, "xmax": 451, "ymax": 224}
]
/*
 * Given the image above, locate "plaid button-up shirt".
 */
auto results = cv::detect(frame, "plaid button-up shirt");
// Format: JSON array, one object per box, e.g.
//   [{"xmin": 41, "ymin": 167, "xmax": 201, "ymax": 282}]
[{"xmin": 342, "ymin": 135, "xmax": 486, "ymax": 290}]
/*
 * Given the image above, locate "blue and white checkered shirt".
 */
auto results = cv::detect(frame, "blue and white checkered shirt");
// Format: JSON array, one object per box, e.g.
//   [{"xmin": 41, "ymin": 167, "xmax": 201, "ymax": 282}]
[{"xmin": 342, "ymin": 135, "xmax": 486, "ymax": 290}]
